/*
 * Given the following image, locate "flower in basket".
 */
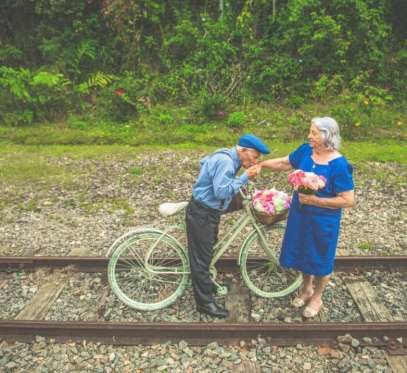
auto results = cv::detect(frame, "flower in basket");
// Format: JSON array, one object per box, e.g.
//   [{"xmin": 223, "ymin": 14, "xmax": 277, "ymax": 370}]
[
  {"xmin": 288, "ymin": 170, "xmax": 326, "ymax": 195},
  {"xmin": 252, "ymin": 188, "xmax": 291, "ymax": 216}
]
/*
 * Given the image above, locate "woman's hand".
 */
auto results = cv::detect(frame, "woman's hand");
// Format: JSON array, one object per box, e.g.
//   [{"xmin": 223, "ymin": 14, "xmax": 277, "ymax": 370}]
[
  {"xmin": 260, "ymin": 156, "xmax": 292, "ymax": 171},
  {"xmin": 299, "ymin": 190, "xmax": 355, "ymax": 209},
  {"xmin": 246, "ymin": 164, "xmax": 262, "ymax": 179},
  {"xmin": 298, "ymin": 193, "xmax": 319, "ymax": 206}
]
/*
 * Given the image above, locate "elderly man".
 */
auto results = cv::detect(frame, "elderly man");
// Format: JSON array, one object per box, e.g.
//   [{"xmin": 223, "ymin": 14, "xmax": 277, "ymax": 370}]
[{"xmin": 186, "ymin": 134, "xmax": 270, "ymax": 318}]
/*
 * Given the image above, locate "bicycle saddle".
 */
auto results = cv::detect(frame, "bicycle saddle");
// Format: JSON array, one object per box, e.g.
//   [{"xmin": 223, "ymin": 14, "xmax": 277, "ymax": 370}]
[{"xmin": 159, "ymin": 201, "xmax": 188, "ymax": 217}]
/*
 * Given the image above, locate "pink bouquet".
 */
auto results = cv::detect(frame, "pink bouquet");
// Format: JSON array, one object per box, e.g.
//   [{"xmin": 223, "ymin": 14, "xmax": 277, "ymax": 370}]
[
  {"xmin": 288, "ymin": 170, "xmax": 326, "ymax": 195},
  {"xmin": 252, "ymin": 188, "xmax": 291, "ymax": 216}
]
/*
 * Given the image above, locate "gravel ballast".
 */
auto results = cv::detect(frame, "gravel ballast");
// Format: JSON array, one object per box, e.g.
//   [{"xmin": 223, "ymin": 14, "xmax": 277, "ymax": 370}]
[{"xmin": 0, "ymin": 151, "xmax": 405, "ymax": 258}]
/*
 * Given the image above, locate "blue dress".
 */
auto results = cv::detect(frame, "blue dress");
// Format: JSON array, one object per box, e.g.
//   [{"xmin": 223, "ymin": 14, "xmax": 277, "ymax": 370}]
[{"xmin": 280, "ymin": 143, "xmax": 354, "ymax": 276}]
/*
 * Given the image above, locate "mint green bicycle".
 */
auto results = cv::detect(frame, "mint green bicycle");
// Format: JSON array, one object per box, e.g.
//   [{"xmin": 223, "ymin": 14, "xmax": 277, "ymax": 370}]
[{"xmin": 107, "ymin": 187, "xmax": 302, "ymax": 311}]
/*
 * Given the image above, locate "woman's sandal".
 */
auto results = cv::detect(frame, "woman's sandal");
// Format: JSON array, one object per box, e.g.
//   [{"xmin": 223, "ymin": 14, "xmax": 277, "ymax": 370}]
[
  {"xmin": 303, "ymin": 299, "xmax": 323, "ymax": 318},
  {"xmin": 292, "ymin": 290, "xmax": 314, "ymax": 308}
]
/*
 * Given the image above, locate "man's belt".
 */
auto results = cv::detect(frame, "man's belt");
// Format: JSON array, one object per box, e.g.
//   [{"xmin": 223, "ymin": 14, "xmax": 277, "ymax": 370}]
[{"xmin": 190, "ymin": 197, "xmax": 222, "ymax": 214}]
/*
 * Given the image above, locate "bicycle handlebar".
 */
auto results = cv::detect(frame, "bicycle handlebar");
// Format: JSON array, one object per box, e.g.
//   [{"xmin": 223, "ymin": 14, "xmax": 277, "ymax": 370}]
[{"xmin": 239, "ymin": 181, "xmax": 255, "ymax": 200}]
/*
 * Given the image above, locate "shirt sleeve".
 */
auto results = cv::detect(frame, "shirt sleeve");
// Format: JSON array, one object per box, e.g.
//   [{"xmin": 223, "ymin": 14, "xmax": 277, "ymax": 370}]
[
  {"xmin": 211, "ymin": 155, "xmax": 248, "ymax": 200},
  {"xmin": 332, "ymin": 160, "xmax": 354, "ymax": 194},
  {"xmin": 288, "ymin": 143, "xmax": 310, "ymax": 169}
]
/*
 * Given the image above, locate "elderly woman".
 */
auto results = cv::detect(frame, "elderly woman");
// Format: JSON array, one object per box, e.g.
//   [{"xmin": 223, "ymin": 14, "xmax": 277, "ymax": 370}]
[{"xmin": 260, "ymin": 117, "xmax": 355, "ymax": 318}]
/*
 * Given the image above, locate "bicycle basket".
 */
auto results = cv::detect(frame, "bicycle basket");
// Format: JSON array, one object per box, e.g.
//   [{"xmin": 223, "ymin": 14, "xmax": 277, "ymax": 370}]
[{"xmin": 252, "ymin": 209, "xmax": 288, "ymax": 225}]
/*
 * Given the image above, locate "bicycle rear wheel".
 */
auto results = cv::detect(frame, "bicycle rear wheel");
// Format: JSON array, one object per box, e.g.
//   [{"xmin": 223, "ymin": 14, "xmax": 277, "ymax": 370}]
[
  {"xmin": 240, "ymin": 224, "xmax": 302, "ymax": 298},
  {"xmin": 108, "ymin": 229, "xmax": 189, "ymax": 311}
]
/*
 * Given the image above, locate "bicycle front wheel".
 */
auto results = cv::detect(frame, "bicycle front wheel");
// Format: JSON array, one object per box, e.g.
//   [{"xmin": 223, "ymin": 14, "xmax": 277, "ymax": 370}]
[
  {"xmin": 108, "ymin": 229, "xmax": 189, "ymax": 311},
  {"xmin": 240, "ymin": 224, "xmax": 302, "ymax": 298}
]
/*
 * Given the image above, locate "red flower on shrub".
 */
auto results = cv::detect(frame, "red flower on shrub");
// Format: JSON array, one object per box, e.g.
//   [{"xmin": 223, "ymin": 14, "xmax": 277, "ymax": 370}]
[{"xmin": 114, "ymin": 88, "xmax": 126, "ymax": 96}]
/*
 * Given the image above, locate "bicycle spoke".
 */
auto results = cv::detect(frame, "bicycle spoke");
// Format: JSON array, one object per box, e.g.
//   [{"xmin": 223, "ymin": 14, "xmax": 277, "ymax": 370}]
[
  {"xmin": 241, "ymin": 227, "xmax": 301, "ymax": 297},
  {"xmin": 108, "ymin": 230, "xmax": 189, "ymax": 310}
]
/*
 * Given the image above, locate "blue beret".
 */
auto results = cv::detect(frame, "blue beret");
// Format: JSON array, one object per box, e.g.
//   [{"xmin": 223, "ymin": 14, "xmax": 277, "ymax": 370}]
[{"xmin": 238, "ymin": 134, "xmax": 270, "ymax": 154}]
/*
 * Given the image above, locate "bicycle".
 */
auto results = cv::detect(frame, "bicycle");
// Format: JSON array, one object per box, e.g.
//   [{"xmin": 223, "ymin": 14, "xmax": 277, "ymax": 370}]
[{"xmin": 107, "ymin": 186, "xmax": 302, "ymax": 311}]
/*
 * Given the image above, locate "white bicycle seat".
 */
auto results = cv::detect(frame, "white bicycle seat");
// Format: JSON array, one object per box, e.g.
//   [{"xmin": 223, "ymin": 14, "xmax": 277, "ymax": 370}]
[{"xmin": 159, "ymin": 201, "xmax": 188, "ymax": 217}]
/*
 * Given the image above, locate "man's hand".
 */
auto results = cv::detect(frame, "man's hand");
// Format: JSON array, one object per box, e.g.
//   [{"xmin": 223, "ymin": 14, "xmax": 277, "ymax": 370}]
[{"xmin": 246, "ymin": 164, "xmax": 262, "ymax": 179}]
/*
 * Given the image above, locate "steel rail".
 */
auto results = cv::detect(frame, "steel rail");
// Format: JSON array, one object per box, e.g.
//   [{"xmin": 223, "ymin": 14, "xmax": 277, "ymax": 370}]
[
  {"xmin": 0, "ymin": 320, "xmax": 406, "ymax": 349},
  {"xmin": 0, "ymin": 256, "xmax": 406, "ymax": 272}
]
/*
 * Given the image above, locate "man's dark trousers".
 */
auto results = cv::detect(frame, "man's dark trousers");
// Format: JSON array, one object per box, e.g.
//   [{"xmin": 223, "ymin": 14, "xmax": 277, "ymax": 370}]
[{"xmin": 185, "ymin": 195, "xmax": 242, "ymax": 306}]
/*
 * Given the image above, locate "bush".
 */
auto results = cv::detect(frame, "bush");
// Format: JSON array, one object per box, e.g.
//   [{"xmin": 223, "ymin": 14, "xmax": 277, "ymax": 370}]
[
  {"xmin": 0, "ymin": 67, "xmax": 72, "ymax": 125},
  {"xmin": 0, "ymin": 0, "xmax": 405, "ymax": 123},
  {"xmin": 227, "ymin": 111, "xmax": 246, "ymax": 128},
  {"xmin": 194, "ymin": 92, "xmax": 227, "ymax": 121},
  {"xmin": 158, "ymin": 112, "xmax": 174, "ymax": 125},
  {"xmin": 95, "ymin": 72, "xmax": 144, "ymax": 122}
]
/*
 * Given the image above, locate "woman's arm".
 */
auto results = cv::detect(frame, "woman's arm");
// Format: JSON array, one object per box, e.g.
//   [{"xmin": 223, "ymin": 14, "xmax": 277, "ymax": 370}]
[
  {"xmin": 299, "ymin": 190, "xmax": 355, "ymax": 209},
  {"xmin": 260, "ymin": 156, "xmax": 292, "ymax": 171}
]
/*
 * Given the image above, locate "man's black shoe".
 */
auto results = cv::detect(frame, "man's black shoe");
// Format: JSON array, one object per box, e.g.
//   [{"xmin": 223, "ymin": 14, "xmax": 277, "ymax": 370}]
[{"xmin": 197, "ymin": 302, "xmax": 229, "ymax": 319}]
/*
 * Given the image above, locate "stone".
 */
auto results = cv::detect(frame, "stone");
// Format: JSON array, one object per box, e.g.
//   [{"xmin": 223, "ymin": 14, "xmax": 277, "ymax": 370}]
[
  {"xmin": 251, "ymin": 312, "xmax": 261, "ymax": 322},
  {"xmin": 337, "ymin": 334, "xmax": 353, "ymax": 344},
  {"xmin": 351, "ymin": 339, "xmax": 360, "ymax": 348},
  {"xmin": 6, "ymin": 362, "xmax": 17, "ymax": 369},
  {"xmin": 184, "ymin": 347, "xmax": 194, "ymax": 358},
  {"xmin": 367, "ymin": 359, "xmax": 376, "ymax": 369},
  {"xmin": 338, "ymin": 343, "xmax": 351, "ymax": 353},
  {"xmin": 303, "ymin": 362, "xmax": 312, "ymax": 370}
]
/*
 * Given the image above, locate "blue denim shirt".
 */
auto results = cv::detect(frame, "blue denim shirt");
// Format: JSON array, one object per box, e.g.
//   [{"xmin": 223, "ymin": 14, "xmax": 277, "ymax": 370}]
[{"xmin": 192, "ymin": 147, "xmax": 249, "ymax": 211}]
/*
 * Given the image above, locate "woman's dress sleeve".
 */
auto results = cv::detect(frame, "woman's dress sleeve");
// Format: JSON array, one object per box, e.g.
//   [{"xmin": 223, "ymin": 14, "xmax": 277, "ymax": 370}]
[
  {"xmin": 288, "ymin": 143, "xmax": 310, "ymax": 169},
  {"xmin": 332, "ymin": 159, "xmax": 354, "ymax": 194}
]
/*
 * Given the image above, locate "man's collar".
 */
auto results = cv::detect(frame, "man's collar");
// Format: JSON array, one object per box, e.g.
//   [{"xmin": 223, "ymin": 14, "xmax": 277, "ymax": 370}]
[{"xmin": 231, "ymin": 147, "xmax": 242, "ymax": 170}]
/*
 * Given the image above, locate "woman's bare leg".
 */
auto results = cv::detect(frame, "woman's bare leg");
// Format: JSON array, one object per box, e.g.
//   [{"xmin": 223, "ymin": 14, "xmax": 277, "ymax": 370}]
[
  {"xmin": 295, "ymin": 273, "xmax": 314, "ymax": 302},
  {"xmin": 305, "ymin": 275, "xmax": 330, "ymax": 315}
]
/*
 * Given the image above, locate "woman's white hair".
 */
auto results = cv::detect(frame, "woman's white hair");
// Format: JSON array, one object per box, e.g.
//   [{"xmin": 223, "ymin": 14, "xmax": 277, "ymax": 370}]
[{"xmin": 311, "ymin": 117, "xmax": 341, "ymax": 150}]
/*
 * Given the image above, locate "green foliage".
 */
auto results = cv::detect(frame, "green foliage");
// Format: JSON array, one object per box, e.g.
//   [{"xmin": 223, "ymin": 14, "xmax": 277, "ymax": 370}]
[
  {"xmin": 286, "ymin": 96, "xmax": 306, "ymax": 109},
  {"xmin": 194, "ymin": 93, "xmax": 227, "ymax": 121},
  {"xmin": 0, "ymin": 67, "xmax": 71, "ymax": 125},
  {"xmin": 158, "ymin": 112, "xmax": 174, "ymax": 126},
  {"xmin": 67, "ymin": 115, "xmax": 89, "ymax": 130},
  {"xmin": 95, "ymin": 72, "xmax": 145, "ymax": 122},
  {"xmin": 77, "ymin": 71, "xmax": 116, "ymax": 95},
  {"xmin": 227, "ymin": 111, "xmax": 246, "ymax": 128},
  {"xmin": 0, "ymin": 0, "xmax": 405, "ymax": 126},
  {"xmin": 312, "ymin": 74, "xmax": 344, "ymax": 99}
]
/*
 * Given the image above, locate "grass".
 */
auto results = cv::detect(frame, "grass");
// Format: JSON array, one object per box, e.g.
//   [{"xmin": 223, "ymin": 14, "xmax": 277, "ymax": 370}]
[
  {"xmin": 0, "ymin": 140, "xmax": 405, "ymax": 162},
  {"xmin": 0, "ymin": 100, "xmax": 405, "ymax": 147},
  {"xmin": 78, "ymin": 197, "xmax": 135, "ymax": 216},
  {"xmin": 357, "ymin": 242, "xmax": 372, "ymax": 251},
  {"xmin": 0, "ymin": 150, "xmax": 76, "ymax": 186},
  {"xmin": 0, "ymin": 141, "xmax": 405, "ymax": 191}
]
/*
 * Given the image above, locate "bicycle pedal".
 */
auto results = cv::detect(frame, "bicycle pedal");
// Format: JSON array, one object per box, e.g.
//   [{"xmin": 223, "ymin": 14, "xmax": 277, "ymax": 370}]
[{"xmin": 215, "ymin": 285, "xmax": 229, "ymax": 296}]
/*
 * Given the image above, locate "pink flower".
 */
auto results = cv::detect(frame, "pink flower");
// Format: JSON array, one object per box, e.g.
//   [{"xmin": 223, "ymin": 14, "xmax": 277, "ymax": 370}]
[
  {"xmin": 288, "ymin": 170, "xmax": 326, "ymax": 193},
  {"xmin": 252, "ymin": 188, "xmax": 291, "ymax": 216}
]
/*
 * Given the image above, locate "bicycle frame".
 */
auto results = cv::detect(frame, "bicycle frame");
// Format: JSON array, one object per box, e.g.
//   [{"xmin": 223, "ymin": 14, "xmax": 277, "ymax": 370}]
[
  {"xmin": 210, "ymin": 199, "xmax": 272, "ymax": 268},
  {"xmin": 142, "ymin": 189, "xmax": 279, "ymax": 277}
]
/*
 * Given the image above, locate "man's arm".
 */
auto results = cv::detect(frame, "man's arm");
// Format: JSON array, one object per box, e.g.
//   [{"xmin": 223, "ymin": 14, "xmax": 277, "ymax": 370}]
[{"xmin": 212, "ymin": 157, "xmax": 259, "ymax": 200}]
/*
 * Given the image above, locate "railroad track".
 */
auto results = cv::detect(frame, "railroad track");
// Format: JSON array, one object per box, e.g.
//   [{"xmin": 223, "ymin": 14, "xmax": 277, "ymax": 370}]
[
  {"xmin": 0, "ymin": 255, "xmax": 406, "ymax": 363},
  {"xmin": 1, "ymin": 255, "xmax": 406, "ymax": 272}
]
